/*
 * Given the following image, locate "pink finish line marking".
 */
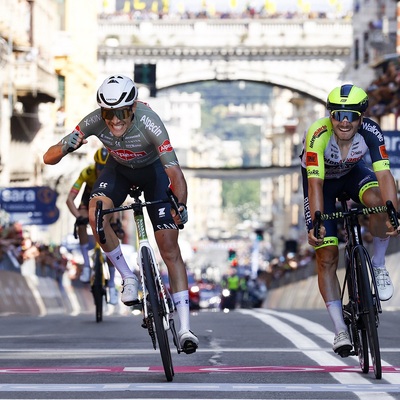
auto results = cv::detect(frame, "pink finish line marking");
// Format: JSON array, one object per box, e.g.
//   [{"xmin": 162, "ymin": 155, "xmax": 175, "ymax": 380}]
[{"xmin": 0, "ymin": 366, "xmax": 399, "ymax": 374}]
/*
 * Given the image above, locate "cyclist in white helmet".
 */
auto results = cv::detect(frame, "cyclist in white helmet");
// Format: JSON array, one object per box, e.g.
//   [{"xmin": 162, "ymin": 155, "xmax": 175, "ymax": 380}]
[{"xmin": 43, "ymin": 75, "xmax": 198, "ymax": 354}]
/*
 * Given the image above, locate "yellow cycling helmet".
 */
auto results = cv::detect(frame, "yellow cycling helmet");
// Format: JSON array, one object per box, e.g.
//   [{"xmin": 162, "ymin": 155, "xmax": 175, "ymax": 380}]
[
  {"xmin": 94, "ymin": 147, "xmax": 109, "ymax": 165},
  {"xmin": 326, "ymin": 84, "xmax": 369, "ymax": 112}
]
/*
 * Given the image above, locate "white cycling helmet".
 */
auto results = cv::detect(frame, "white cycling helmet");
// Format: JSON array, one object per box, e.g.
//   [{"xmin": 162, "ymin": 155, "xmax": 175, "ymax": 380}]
[{"xmin": 96, "ymin": 75, "xmax": 138, "ymax": 108}]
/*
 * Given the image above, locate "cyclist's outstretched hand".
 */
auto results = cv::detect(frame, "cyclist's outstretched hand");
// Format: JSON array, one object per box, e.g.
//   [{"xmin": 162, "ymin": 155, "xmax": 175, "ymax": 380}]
[{"xmin": 61, "ymin": 129, "xmax": 87, "ymax": 154}]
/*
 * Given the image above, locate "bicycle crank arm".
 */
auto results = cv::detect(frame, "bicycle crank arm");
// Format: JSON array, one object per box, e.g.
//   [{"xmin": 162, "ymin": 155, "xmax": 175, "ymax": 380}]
[{"xmin": 169, "ymin": 318, "xmax": 181, "ymax": 354}]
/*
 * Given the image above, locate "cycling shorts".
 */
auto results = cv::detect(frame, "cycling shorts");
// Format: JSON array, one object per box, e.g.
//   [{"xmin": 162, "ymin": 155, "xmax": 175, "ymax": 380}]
[
  {"xmin": 302, "ymin": 160, "xmax": 378, "ymax": 245},
  {"xmin": 90, "ymin": 157, "xmax": 178, "ymax": 232},
  {"xmin": 79, "ymin": 185, "xmax": 92, "ymax": 210}
]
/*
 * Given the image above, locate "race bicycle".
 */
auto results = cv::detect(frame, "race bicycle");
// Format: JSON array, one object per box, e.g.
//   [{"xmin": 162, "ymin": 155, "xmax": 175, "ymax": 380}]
[
  {"xmin": 95, "ymin": 187, "xmax": 184, "ymax": 382},
  {"xmin": 314, "ymin": 194, "xmax": 399, "ymax": 379},
  {"xmin": 74, "ymin": 222, "xmax": 109, "ymax": 323}
]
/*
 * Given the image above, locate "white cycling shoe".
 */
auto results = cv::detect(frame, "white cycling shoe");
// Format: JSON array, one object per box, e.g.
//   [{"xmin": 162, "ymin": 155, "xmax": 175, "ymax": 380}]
[
  {"xmin": 332, "ymin": 331, "xmax": 352, "ymax": 355},
  {"xmin": 374, "ymin": 268, "xmax": 394, "ymax": 301},
  {"xmin": 121, "ymin": 277, "xmax": 139, "ymax": 306},
  {"xmin": 178, "ymin": 330, "xmax": 199, "ymax": 354}
]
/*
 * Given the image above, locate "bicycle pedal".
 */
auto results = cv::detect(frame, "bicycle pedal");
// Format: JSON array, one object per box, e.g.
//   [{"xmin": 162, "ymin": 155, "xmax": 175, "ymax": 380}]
[
  {"xmin": 181, "ymin": 341, "xmax": 198, "ymax": 355},
  {"xmin": 335, "ymin": 345, "xmax": 353, "ymax": 358}
]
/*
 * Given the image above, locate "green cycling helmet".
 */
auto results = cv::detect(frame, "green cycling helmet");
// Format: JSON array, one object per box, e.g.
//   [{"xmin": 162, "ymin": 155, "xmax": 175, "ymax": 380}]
[{"xmin": 326, "ymin": 84, "xmax": 369, "ymax": 112}]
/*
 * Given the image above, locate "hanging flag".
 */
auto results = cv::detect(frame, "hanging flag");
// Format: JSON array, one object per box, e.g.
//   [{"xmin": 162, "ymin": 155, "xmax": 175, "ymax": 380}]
[
  {"xmin": 264, "ymin": 0, "xmax": 276, "ymax": 14},
  {"xmin": 133, "ymin": 0, "xmax": 146, "ymax": 10},
  {"xmin": 162, "ymin": 0, "xmax": 169, "ymax": 13},
  {"xmin": 230, "ymin": 0, "xmax": 237, "ymax": 9},
  {"xmin": 151, "ymin": 0, "xmax": 158, "ymax": 12},
  {"xmin": 177, "ymin": 1, "xmax": 184, "ymax": 14},
  {"xmin": 123, "ymin": 0, "xmax": 131, "ymax": 12}
]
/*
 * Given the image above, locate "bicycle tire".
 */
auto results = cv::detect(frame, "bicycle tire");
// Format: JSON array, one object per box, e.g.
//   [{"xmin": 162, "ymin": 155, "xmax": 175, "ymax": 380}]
[
  {"xmin": 343, "ymin": 250, "xmax": 369, "ymax": 372},
  {"xmin": 92, "ymin": 248, "xmax": 104, "ymax": 323},
  {"xmin": 341, "ymin": 250, "xmax": 364, "ymax": 364},
  {"xmin": 354, "ymin": 246, "xmax": 382, "ymax": 379},
  {"xmin": 141, "ymin": 247, "xmax": 174, "ymax": 382}
]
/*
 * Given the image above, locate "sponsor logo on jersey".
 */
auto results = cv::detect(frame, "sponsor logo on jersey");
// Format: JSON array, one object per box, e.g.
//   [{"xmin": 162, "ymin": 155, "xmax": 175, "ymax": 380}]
[
  {"xmin": 110, "ymin": 149, "xmax": 146, "ymax": 161},
  {"xmin": 306, "ymin": 152, "xmax": 318, "ymax": 166},
  {"xmin": 307, "ymin": 169, "xmax": 320, "ymax": 177},
  {"xmin": 140, "ymin": 115, "xmax": 163, "ymax": 136},
  {"xmin": 379, "ymin": 144, "xmax": 389, "ymax": 159},
  {"xmin": 309, "ymin": 125, "xmax": 327, "ymax": 148},
  {"xmin": 158, "ymin": 140, "xmax": 173, "ymax": 154},
  {"xmin": 83, "ymin": 113, "xmax": 102, "ymax": 126},
  {"xmin": 346, "ymin": 158, "xmax": 361, "ymax": 163},
  {"xmin": 362, "ymin": 121, "xmax": 384, "ymax": 141}
]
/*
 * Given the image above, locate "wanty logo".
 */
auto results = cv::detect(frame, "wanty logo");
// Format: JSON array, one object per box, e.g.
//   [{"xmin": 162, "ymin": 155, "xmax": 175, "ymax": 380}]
[
  {"xmin": 111, "ymin": 149, "xmax": 146, "ymax": 161},
  {"xmin": 158, "ymin": 140, "xmax": 173, "ymax": 153}
]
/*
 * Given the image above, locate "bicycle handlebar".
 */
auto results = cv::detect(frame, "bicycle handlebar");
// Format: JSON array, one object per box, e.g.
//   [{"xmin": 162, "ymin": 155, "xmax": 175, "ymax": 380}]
[
  {"xmin": 313, "ymin": 201, "xmax": 400, "ymax": 239},
  {"xmin": 95, "ymin": 188, "xmax": 184, "ymax": 244}
]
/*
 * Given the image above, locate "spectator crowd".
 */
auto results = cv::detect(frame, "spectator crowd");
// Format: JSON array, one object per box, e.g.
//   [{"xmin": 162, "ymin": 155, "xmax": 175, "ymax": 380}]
[{"xmin": 0, "ymin": 221, "xmax": 80, "ymax": 289}]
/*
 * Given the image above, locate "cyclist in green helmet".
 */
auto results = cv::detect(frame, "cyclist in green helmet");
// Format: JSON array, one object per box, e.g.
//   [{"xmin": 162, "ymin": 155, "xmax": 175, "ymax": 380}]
[{"xmin": 301, "ymin": 84, "xmax": 400, "ymax": 355}]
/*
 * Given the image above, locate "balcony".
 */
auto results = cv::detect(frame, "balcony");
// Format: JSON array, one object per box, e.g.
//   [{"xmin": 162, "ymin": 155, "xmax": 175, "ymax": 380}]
[{"xmin": 13, "ymin": 52, "xmax": 58, "ymax": 103}]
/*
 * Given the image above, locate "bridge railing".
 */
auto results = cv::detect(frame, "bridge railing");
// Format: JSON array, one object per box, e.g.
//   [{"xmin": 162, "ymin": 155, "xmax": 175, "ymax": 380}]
[{"xmin": 98, "ymin": 19, "xmax": 353, "ymax": 48}]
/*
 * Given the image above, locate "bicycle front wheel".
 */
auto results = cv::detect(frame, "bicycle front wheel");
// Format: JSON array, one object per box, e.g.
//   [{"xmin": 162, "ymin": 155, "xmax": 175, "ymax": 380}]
[
  {"xmin": 141, "ymin": 247, "xmax": 174, "ymax": 382},
  {"xmin": 354, "ymin": 247, "xmax": 382, "ymax": 379},
  {"xmin": 92, "ymin": 248, "xmax": 105, "ymax": 323}
]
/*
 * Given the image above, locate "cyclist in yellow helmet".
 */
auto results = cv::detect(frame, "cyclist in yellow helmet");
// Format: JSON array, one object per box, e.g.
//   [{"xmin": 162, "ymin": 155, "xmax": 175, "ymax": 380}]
[
  {"xmin": 66, "ymin": 148, "xmax": 120, "ymax": 304},
  {"xmin": 301, "ymin": 84, "xmax": 400, "ymax": 355}
]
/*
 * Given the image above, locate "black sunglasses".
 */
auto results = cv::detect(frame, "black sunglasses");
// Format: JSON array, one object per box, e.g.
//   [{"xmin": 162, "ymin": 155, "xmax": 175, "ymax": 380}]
[
  {"xmin": 330, "ymin": 110, "xmax": 361, "ymax": 122},
  {"xmin": 101, "ymin": 107, "xmax": 133, "ymax": 121}
]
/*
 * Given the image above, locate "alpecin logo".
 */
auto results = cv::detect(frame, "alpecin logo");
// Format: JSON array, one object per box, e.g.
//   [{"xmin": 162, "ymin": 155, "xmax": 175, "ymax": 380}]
[{"xmin": 158, "ymin": 140, "xmax": 173, "ymax": 153}]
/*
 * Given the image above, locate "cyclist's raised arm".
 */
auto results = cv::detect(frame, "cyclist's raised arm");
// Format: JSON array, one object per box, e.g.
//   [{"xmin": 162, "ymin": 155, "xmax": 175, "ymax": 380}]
[{"xmin": 43, "ymin": 129, "xmax": 87, "ymax": 165}]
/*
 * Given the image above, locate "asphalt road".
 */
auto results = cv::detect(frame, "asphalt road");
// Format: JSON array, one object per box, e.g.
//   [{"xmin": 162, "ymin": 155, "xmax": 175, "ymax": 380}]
[{"xmin": 0, "ymin": 307, "xmax": 399, "ymax": 400}]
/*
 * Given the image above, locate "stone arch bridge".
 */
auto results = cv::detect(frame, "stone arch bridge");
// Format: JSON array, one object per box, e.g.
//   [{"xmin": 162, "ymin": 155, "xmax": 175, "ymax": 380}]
[{"xmin": 98, "ymin": 18, "xmax": 353, "ymax": 103}]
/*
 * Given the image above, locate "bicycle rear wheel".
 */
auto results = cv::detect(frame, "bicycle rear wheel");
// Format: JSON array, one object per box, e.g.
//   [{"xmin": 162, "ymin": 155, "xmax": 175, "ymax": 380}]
[
  {"xmin": 141, "ymin": 247, "xmax": 174, "ymax": 382},
  {"xmin": 354, "ymin": 247, "xmax": 382, "ymax": 379},
  {"xmin": 92, "ymin": 248, "xmax": 105, "ymax": 323}
]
